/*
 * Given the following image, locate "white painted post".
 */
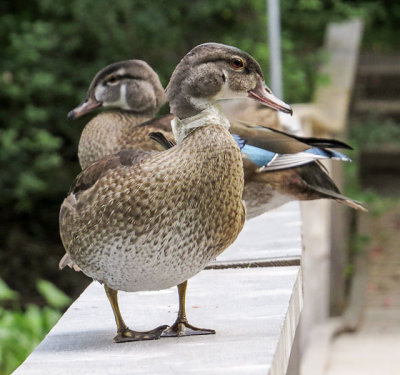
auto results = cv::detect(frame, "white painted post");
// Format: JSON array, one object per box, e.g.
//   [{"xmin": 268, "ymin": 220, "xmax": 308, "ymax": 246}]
[{"xmin": 267, "ymin": 0, "xmax": 283, "ymax": 99}]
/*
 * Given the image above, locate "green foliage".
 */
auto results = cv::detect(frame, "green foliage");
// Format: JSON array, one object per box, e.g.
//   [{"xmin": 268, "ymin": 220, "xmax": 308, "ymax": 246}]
[
  {"xmin": 0, "ymin": 279, "xmax": 70, "ymax": 375},
  {"xmin": 344, "ymin": 158, "xmax": 397, "ymax": 217},
  {"xmin": 36, "ymin": 280, "xmax": 70, "ymax": 309},
  {"xmin": 350, "ymin": 233, "xmax": 371, "ymax": 256},
  {"xmin": 0, "ymin": 280, "xmax": 19, "ymax": 301},
  {"xmin": 348, "ymin": 117, "xmax": 400, "ymax": 149}
]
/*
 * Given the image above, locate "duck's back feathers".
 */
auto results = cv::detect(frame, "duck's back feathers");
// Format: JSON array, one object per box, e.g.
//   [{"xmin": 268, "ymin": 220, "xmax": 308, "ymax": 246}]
[
  {"xmin": 78, "ymin": 112, "xmax": 174, "ymax": 169},
  {"xmin": 70, "ymin": 149, "xmax": 153, "ymax": 197}
]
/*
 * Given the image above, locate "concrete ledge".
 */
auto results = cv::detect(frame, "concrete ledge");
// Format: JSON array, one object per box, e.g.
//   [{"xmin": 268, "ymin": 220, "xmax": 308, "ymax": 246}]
[
  {"xmin": 14, "ymin": 267, "xmax": 302, "ymax": 375},
  {"xmin": 211, "ymin": 202, "xmax": 302, "ymax": 267},
  {"xmin": 14, "ymin": 202, "xmax": 303, "ymax": 375}
]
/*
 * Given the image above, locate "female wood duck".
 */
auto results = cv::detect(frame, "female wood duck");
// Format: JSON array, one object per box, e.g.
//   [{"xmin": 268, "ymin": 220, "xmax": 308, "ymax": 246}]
[
  {"xmin": 68, "ymin": 59, "xmax": 171, "ymax": 169},
  {"xmin": 230, "ymin": 126, "xmax": 366, "ymax": 217},
  {"xmin": 68, "ymin": 61, "xmax": 365, "ymax": 221},
  {"xmin": 151, "ymin": 124, "xmax": 366, "ymax": 218},
  {"xmin": 59, "ymin": 42, "xmax": 292, "ymax": 342}
]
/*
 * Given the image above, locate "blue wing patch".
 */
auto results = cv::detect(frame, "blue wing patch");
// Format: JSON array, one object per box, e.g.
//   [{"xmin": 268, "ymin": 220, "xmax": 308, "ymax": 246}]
[
  {"xmin": 241, "ymin": 144, "xmax": 276, "ymax": 167},
  {"xmin": 231, "ymin": 134, "xmax": 247, "ymax": 150},
  {"xmin": 304, "ymin": 147, "xmax": 351, "ymax": 162},
  {"xmin": 232, "ymin": 134, "xmax": 351, "ymax": 170},
  {"xmin": 232, "ymin": 134, "xmax": 276, "ymax": 167}
]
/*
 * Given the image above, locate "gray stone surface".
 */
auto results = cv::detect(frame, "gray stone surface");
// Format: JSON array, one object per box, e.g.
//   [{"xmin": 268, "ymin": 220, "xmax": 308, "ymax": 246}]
[
  {"xmin": 14, "ymin": 267, "xmax": 302, "ymax": 375},
  {"xmin": 212, "ymin": 202, "xmax": 302, "ymax": 267}
]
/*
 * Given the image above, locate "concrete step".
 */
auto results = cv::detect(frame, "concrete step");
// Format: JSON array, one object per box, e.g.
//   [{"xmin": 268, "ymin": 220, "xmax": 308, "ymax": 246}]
[
  {"xmin": 360, "ymin": 148, "xmax": 400, "ymax": 195},
  {"xmin": 354, "ymin": 99, "xmax": 400, "ymax": 114},
  {"xmin": 358, "ymin": 64, "xmax": 400, "ymax": 76},
  {"xmin": 325, "ymin": 332, "xmax": 400, "ymax": 375},
  {"xmin": 358, "ymin": 53, "xmax": 400, "ymax": 76}
]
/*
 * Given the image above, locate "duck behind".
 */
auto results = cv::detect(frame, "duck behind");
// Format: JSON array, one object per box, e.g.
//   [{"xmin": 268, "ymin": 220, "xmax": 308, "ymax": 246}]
[
  {"xmin": 68, "ymin": 60, "xmax": 171, "ymax": 169},
  {"xmin": 230, "ymin": 126, "xmax": 366, "ymax": 217}
]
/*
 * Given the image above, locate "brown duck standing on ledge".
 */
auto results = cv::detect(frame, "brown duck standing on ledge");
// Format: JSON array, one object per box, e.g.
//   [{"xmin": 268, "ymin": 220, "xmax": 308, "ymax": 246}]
[{"xmin": 59, "ymin": 42, "xmax": 292, "ymax": 342}]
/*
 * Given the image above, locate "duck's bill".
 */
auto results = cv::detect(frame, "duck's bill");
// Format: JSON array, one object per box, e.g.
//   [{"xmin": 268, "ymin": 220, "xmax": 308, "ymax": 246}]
[
  {"xmin": 67, "ymin": 97, "xmax": 102, "ymax": 120},
  {"xmin": 248, "ymin": 82, "xmax": 292, "ymax": 115}
]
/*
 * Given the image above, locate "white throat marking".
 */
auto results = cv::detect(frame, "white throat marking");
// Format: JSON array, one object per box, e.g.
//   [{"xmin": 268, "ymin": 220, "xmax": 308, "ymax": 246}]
[{"xmin": 171, "ymin": 105, "xmax": 230, "ymax": 144}]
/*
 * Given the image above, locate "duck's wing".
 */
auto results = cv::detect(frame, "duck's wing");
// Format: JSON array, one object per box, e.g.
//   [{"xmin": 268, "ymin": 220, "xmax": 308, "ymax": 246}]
[
  {"xmin": 297, "ymin": 163, "xmax": 367, "ymax": 211},
  {"xmin": 69, "ymin": 149, "xmax": 153, "ymax": 197},
  {"xmin": 248, "ymin": 123, "xmax": 353, "ymax": 150},
  {"xmin": 231, "ymin": 120, "xmax": 353, "ymax": 153},
  {"xmin": 149, "ymin": 132, "xmax": 176, "ymax": 150},
  {"xmin": 230, "ymin": 122, "xmax": 309, "ymax": 154},
  {"xmin": 233, "ymin": 133, "xmax": 351, "ymax": 172},
  {"xmin": 59, "ymin": 148, "xmax": 154, "ymax": 267}
]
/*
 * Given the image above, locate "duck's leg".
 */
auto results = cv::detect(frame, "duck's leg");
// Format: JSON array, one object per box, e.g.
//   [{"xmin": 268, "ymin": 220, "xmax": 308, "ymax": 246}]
[
  {"xmin": 162, "ymin": 281, "xmax": 216, "ymax": 337},
  {"xmin": 104, "ymin": 285, "xmax": 169, "ymax": 343}
]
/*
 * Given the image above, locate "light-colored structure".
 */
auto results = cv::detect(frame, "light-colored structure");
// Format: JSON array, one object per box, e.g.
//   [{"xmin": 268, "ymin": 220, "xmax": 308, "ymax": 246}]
[
  {"xmin": 293, "ymin": 19, "xmax": 364, "ymax": 375},
  {"xmin": 14, "ymin": 204, "xmax": 303, "ymax": 375}
]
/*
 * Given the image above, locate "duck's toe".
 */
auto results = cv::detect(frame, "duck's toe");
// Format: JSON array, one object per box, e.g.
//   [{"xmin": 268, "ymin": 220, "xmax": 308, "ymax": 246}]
[
  {"xmin": 162, "ymin": 321, "xmax": 215, "ymax": 337},
  {"xmin": 113, "ymin": 325, "xmax": 169, "ymax": 343}
]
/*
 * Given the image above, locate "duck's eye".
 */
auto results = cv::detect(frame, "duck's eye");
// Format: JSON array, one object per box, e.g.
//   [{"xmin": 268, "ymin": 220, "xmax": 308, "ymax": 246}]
[
  {"xmin": 230, "ymin": 56, "xmax": 245, "ymax": 70},
  {"xmin": 107, "ymin": 76, "xmax": 118, "ymax": 85}
]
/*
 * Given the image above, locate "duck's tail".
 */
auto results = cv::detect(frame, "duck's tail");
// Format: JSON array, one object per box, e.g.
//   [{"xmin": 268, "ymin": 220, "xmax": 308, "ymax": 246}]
[
  {"xmin": 298, "ymin": 163, "xmax": 367, "ymax": 212},
  {"xmin": 306, "ymin": 183, "xmax": 367, "ymax": 212},
  {"xmin": 59, "ymin": 253, "xmax": 81, "ymax": 272}
]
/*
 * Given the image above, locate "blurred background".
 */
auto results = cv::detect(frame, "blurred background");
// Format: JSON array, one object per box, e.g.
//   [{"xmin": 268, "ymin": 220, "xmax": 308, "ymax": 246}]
[{"xmin": 0, "ymin": 0, "xmax": 399, "ymax": 374}]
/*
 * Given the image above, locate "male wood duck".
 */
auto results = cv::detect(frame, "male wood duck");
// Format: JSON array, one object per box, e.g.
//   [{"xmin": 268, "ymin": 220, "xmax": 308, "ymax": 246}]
[
  {"xmin": 59, "ymin": 42, "xmax": 292, "ymax": 342},
  {"xmin": 68, "ymin": 60, "xmax": 365, "ymax": 221},
  {"xmin": 68, "ymin": 59, "xmax": 171, "ymax": 169}
]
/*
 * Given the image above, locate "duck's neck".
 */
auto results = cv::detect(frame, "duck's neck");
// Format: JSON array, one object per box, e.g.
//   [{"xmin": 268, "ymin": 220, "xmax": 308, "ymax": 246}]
[
  {"xmin": 109, "ymin": 108, "xmax": 156, "ymax": 118},
  {"xmin": 100, "ymin": 109, "xmax": 155, "ymax": 127},
  {"xmin": 171, "ymin": 104, "xmax": 230, "ymax": 144}
]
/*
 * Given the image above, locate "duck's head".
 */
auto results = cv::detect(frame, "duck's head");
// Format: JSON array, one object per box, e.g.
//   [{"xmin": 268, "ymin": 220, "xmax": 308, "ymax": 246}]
[
  {"xmin": 68, "ymin": 60, "xmax": 165, "ymax": 119},
  {"xmin": 166, "ymin": 43, "xmax": 292, "ymax": 119}
]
